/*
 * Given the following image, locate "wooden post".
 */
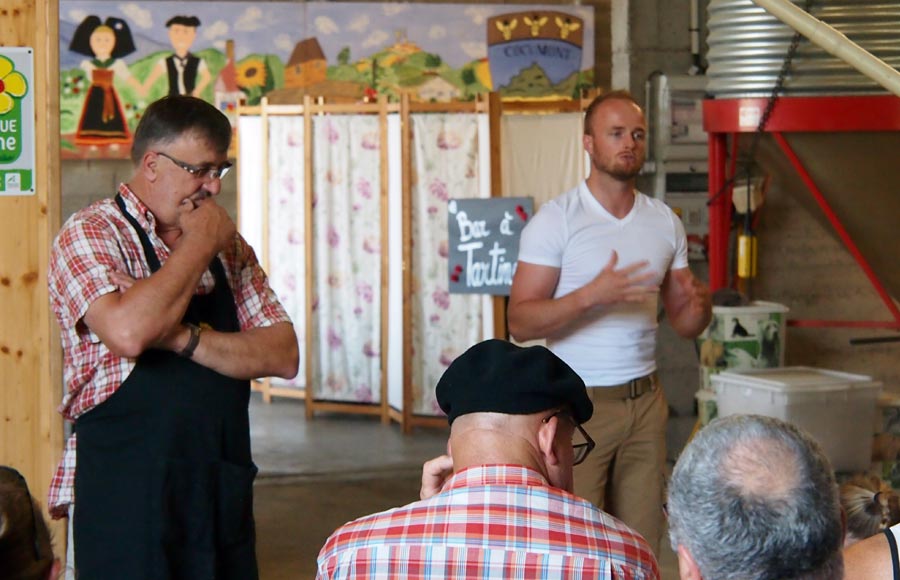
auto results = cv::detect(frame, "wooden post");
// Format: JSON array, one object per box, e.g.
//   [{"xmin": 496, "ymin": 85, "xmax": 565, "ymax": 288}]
[
  {"xmin": 399, "ymin": 93, "xmax": 413, "ymax": 434},
  {"xmin": 259, "ymin": 97, "xmax": 272, "ymax": 403},
  {"xmin": 487, "ymin": 92, "xmax": 508, "ymax": 340},
  {"xmin": 378, "ymin": 96, "xmax": 390, "ymax": 424},
  {"xmin": 0, "ymin": 0, "xmax": 64, "ymax": 558},
  {"xmin": 303, "ymin": 95, "xmax": 315, "ymax": 420}
]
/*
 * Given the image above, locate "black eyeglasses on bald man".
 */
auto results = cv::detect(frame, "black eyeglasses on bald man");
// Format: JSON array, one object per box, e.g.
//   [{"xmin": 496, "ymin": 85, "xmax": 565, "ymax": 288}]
[
  {"xmin": 543, "ymin": 410, "xmax": 596, "ymax": 466},
  {"xmin": 155, "ymin": 151, "xmax": 233, "ymax": 181}
]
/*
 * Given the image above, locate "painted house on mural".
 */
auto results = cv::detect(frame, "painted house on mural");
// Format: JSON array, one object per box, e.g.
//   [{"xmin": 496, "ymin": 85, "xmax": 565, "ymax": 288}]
[
  {"xmin": 265, "ymin": 36, "xmax": 365, "ymax": 103},
  {"xmin": 416, "ymin": 74, "xmax": 461, "ymax": 102},
  {"xmin": 285, "ymin": 38, "xmax": 327, "ymax": 88},
  {"xmin": 58, "ymin": 1, "xmax": 595, "ymax": 156}
]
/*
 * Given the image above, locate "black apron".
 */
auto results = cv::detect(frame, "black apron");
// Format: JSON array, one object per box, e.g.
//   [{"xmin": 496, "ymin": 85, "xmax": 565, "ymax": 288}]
[{"xmin": 74, "ymin": 195, "xmax": 258, "ymax": 580}]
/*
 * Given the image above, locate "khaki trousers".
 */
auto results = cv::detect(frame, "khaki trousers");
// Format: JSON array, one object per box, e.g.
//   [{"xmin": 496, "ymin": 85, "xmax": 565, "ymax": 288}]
[{"xmin": 573, "ymin": 384, "xmax": 668, "ymax": 556}]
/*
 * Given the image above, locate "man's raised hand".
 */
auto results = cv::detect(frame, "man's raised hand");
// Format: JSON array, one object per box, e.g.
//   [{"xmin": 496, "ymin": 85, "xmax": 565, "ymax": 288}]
[{"xmin": 586, "ymin": 250, "xmax": 658, "ymax": 307}]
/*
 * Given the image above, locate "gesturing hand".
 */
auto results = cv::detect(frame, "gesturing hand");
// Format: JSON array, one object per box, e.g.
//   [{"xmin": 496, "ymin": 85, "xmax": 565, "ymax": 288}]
[
  {"xmin": 676, "ymin": 270, "xmax": 711, "ymax": 315},
  {"xmin": 586, "ymin": 250, "xmax": 658, "ymax": 307}
]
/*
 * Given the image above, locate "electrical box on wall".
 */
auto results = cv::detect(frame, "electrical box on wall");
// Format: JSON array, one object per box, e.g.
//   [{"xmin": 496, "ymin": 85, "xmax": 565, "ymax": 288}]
[
  {"xmin": 643, "ymin": 73, "xmax": 709, "ymax": 202},
  {"xmin": 666, "ymin": 191, "xmax": 709, "ymax": 261}
]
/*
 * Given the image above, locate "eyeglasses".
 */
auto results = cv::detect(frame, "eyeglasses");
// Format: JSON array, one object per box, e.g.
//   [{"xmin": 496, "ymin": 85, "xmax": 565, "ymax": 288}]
[
  {"xmin": 543, "ymin": 410, "xmax": 596, "ymax": 466},
  {"xmin": 0, "ymin": 466, "xmax": 41, "ymax": 561},
  {"xmin": 155, "ymin": 151, "xmax": 233, "ymax": 180}
]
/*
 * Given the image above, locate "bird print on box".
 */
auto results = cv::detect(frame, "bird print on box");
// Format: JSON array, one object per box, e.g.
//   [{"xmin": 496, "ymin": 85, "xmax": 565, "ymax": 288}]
[
  {"xmin": 731, "ymin": 317, "xmax": 752, "ymax": 338},
  {"xmin": 699, "ymin": 305, "xmax": 787, "ymax": 389},
  {"xmin": 757, "ymin": 319, "xmax": 781, "ymax": 368}
]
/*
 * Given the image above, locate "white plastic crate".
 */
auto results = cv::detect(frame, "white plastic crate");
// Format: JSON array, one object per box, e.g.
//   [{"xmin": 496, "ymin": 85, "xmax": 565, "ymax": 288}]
[{"xmin": 712, "ymin": 367, "xmax": 882, "ymax": 472}]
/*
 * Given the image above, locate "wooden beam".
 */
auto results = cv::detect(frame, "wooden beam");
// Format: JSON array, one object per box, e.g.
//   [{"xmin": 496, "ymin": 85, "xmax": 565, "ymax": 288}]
[
  {"xmin": 259, "ymin": 98, "xmax": 273, "ymax": 403},
  {"xmin": 304, "ymin": 95, "xmax": 315, "ymax": 420},
  {"xmin": 487, "ymin": 92, "xmax": 508, "ymax": 340},
  {"xmin": 408, "ymin": 101, "xmax": 480, "ymax": 113},
  {"xmin": 378, "ymin": 96, "xmax": 390, "ymax": 425},
  {"xmin": 301, "ymin": 400, "xmax": 385, "ymax": 417},
  {"xmin": 0, "ymin": 0, "xmax": 64, "ymax": 560},
  {"xmin": 399, "ymin": 93, "xmax": 413, "ymax": 434}
]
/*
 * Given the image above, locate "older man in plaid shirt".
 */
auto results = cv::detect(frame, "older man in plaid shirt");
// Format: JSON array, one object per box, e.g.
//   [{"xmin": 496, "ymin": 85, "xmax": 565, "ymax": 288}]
[
  {"xmin": 317, "ymin": 339, "xmax": 659, "ymax": 579},
  {"xmin": 48, "ymin": 95, "xmax": 298, "ymax": 579}
]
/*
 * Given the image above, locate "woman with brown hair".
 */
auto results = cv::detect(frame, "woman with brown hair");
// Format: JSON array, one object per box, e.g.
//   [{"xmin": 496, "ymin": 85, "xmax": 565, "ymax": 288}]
[{"xmin": 841, "ymin": 474, "xmax": 900, "ymax": 546}]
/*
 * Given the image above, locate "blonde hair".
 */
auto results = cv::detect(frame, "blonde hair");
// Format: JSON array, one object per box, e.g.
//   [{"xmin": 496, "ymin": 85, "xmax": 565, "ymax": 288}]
[{"xmin": 840, "ymin": 474, "xmax": 900, "ymax": 544}]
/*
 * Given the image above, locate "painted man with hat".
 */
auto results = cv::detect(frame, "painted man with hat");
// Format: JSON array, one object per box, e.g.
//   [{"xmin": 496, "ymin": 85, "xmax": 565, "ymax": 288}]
[
  {"xmin": 316, "ymin": 339, "xmax": 659, "ymax": 579},
  {"xmin": 141, "ymin": 15, "xmax": 211, "ymax": 98}
]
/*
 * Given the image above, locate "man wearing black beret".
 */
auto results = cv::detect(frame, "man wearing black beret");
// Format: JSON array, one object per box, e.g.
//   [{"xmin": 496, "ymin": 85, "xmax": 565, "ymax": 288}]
[{"xmin": 317, "ymin": 339, "xmax": 659, "ymax": 579}]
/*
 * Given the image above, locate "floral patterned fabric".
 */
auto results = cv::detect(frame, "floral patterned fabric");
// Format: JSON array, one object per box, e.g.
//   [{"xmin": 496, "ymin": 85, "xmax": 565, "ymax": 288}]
[
  {"xmin": 266, "ymin": 117, "xmax": 307, "ymax": 388},
  {"xmin": 311, "ymin": 115, "xmax": 383, "ymax": 403},
  {"xmin": 410, "ymin": 114, "xmax": 484, "ymax": 416}
]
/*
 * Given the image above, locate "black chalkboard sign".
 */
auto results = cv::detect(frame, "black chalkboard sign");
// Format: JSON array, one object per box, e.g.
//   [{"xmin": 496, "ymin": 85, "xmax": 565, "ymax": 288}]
[{"xmin": 447, "ymin": 197, "xmax": 533, "ymax": 295}]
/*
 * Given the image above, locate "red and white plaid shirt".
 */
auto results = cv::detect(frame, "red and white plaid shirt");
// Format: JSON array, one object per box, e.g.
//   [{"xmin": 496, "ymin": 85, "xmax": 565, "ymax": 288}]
[
  {"xmin": 317, "ymin": 464, "xmax": 660, "ymax": 579},
  {"xmin": 47, "ymin": 184, "xmax": 291, "ymax": 517}
]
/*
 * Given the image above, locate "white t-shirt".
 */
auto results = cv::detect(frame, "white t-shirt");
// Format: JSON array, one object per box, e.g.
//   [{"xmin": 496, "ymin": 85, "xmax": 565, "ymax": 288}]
[{"xmin": 517, "ymin": 181, "xmax": 688, "ymax": 385}]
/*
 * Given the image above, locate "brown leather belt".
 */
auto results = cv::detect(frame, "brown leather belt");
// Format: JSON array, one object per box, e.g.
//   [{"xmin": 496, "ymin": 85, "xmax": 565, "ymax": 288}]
[{"xmin": 589, "ymin": 372, "xmax": 657, "ymax": 400}]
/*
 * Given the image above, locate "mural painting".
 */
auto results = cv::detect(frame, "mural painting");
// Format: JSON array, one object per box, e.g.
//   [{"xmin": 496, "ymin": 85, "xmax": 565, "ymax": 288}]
[
  {"xmin": 60, "ymin": 2, "xmax": 595, "ymax": 158},
  {"xmin": 68, "ymin": 16, "xmax": 141, "ymax": 146}
]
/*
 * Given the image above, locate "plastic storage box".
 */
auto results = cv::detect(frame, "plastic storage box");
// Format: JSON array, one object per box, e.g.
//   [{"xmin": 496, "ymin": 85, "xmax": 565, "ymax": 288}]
[
  {"xmin": 697, "ymin": 301, "xmax": 789, "ymax": 389},
  {"xmin": 712, "ymin": 367, "xmax": 882, "ymax": 472}
]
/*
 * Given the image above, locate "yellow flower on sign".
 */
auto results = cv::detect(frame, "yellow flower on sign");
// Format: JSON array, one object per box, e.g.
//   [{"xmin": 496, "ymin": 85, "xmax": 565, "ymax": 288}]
[{"xmin": 0, "ymin": 55, "xmax": 28, "ymax": 115}]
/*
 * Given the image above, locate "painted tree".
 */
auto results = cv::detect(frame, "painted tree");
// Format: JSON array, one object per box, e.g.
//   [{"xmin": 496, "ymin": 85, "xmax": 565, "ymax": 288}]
[{"xmin": 337, "ymin": 46, "xmax": 351, "ymax": 66}]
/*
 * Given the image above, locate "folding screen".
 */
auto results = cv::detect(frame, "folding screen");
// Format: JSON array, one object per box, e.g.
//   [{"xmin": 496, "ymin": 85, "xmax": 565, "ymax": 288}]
[
  {"xmin": 237, "ymin": 94, "xmax": 594, "ymax": 429},
  {"xmin": 408, "ymin": 113, "xmax": 487, "ymax": 416},
  {"xmin": 238, "ymin": 114, "xmax": 308, "ymax": 399},
  {"xmin": 310, "ymin": 115, "xmax": 383, "ymax": 405}
]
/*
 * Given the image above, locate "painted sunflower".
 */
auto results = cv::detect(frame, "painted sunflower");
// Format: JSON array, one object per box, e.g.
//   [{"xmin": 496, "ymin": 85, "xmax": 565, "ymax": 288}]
[{"xmin": 236, "ymin": 59, "xmax": 267, "ymax": 88}]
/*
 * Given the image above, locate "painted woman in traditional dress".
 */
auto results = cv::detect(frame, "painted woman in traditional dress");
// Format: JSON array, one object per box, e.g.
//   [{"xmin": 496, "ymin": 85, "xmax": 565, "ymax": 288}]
[{"xmin": 69, "ymin": 16, "xmax": 141, "ymax": 146}]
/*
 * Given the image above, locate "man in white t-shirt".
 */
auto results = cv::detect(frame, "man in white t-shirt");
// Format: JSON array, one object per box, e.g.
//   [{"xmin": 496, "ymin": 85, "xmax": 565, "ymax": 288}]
[{"xmin": 508, "ymin": 90, "xmax": 711, "ymax": 554}]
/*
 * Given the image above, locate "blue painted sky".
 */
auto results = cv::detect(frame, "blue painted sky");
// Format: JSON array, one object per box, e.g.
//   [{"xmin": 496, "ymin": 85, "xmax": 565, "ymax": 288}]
[{"xmin": 60, "ymin": 1, "xmax": 594, "ymax": 69}]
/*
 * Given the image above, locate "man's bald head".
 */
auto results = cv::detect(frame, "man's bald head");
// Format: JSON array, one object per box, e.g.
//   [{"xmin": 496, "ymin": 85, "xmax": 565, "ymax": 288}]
[{"xmin": 667, "ymin": 415, "xmax": 844, "ymax": 580}]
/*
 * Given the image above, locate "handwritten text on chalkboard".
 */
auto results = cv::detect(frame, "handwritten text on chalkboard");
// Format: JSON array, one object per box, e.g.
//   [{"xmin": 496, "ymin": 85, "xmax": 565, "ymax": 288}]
[{"xmin": 447, "ymin": 197, "xmax": 533, "ymax": 295}]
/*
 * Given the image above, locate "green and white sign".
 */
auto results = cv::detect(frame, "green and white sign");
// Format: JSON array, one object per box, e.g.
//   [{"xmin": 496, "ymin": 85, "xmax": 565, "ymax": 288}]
[{"xmin": 0, "ymin": 48, "xmax": 34, "ymax": 196}]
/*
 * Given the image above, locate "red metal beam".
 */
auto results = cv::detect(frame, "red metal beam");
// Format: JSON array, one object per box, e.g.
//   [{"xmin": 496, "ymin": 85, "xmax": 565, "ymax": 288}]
[
  {"xmin": 704, "ymin": 95, "xmax": 900, "ymax": 134},
  {"xmin": 773, "ymin": 131, "xmax": 900, "ymax": 327},
  {"xmin": 704, "ymin": 96, "xmax": 900, "ymax": 326},
  {"xmin": 708, "ymin": 132, "xmax": 729, "ymax": 290}
]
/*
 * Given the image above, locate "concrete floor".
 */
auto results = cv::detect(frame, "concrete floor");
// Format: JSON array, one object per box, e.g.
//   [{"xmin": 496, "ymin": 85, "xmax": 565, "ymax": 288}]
[{"xmin": 248, "ymin": 393, "xmax": 679, "ymax": 579}]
